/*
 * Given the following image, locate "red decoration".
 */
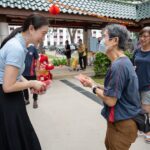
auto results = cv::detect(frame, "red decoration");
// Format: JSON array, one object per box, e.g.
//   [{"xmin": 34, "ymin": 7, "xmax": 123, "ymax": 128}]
[
  {"xmin": 37, "ymin": 54, "xmax": 54, "ymax": 81},
  {"xmin": 49, "ymin": 4, "xmax": 60, "ymax": 15}
]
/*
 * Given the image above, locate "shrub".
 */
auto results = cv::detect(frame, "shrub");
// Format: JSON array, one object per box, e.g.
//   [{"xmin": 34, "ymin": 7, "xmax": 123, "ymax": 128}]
[
  {"xmin": 93, "ymin": 52, "xmax": 110, "ymax": 76},
  {"xmin": 93, "ymin": 51, "xmax": 133, "ymax": 76},
  {"xmin": 124, "ymin": 50, "xmax": 133, "ymax": 61},
  {"xmin": 52, "ymin": 58, "xmax": 67, "ymax": 66}
]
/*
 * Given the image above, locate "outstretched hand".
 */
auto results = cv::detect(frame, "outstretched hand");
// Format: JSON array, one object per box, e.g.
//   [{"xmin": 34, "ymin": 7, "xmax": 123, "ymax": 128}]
[{"xmin": 75, "ymin": 74, "xmax": 95, "ymax": 88}]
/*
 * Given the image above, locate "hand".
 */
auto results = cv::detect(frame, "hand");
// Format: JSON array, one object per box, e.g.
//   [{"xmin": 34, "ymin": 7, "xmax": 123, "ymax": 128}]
[
  {"xmin": 30, "ymin": 80, "xmax": 46, "ymax": 90},
  {"xmin": 30, "ymin": 80, "xmax": 51, "ymax": 95},
  {"xmin": 75, "ymin": 74, "xmax": 95, "ymax": 88},
  {"xmin": 30, "ymin": 88, "xmax": 46, "ymax": 95},
  {"xmin": 43, "ymin": 80, "xmax": 51, "ymax": 89}
]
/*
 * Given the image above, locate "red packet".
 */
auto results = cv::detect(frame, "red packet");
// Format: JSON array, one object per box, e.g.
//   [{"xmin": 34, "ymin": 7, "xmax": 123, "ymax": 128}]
[
  {"xmin": 42, "ymin": 80, "xmax": 51, "ymax": 89},
  {"xmin": 30, "ymin": 80, "xmax": 51, "ymax": 94}
]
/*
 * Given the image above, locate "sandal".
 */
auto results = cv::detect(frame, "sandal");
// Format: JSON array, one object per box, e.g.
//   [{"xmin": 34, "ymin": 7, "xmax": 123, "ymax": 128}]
[
  {"xmin": 138, "ymin": 131, "xmax": 145, "ymax": 137},
  {"xmin": 144, "ymin": 135, "xmax": 150, "ymax": 144},
  {"xmin": 24, "ymin": 99, "xmax": 30, "ymax": 105}
]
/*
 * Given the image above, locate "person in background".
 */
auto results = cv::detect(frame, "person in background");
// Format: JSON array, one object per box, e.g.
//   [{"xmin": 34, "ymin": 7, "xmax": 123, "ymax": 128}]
[
  {"xmin": 77, "ymin": 39, "xmax": 87, "ymax": 70},
  {"xmin": 87, "ymin": 51, "xmax": 95, "ymax": 66},
  {"xmin": 64, "ymin": 40, "xmax": 71, "ymax": 66},
  {"xmin": 0, "ymin": 14, "xmax": 49, "ymax": 149},
  {"xmin": 133, "ymin": 26, "xmax": 150, "ymax": 143},
  {"xmin": 76, "ymin": 24, "xmax": 141, "ymax": 150},
  {"xmin": 22, "ymin": 43, "xmax": 39, "ymax": 108}
]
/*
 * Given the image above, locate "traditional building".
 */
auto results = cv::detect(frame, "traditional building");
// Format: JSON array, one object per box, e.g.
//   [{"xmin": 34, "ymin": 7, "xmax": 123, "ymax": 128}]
[{"xmin": 0, "ymin": 0, "xmax": 149, "ymax": 48}]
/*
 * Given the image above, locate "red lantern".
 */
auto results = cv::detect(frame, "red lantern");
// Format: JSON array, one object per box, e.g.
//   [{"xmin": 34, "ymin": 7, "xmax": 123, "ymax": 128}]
[{"xmin": 49, "ymin": 4, "xmax": 60, "ymax": 15}]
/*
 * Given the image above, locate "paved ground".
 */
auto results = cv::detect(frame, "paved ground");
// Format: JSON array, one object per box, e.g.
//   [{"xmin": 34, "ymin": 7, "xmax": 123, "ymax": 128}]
[
  {"xmin": 27, "ymin": 77, "xmax": 149, "ymax": 150},
  {"xmin": 51, "ymin": 65, "xmax": 95, "ymax": 79}
]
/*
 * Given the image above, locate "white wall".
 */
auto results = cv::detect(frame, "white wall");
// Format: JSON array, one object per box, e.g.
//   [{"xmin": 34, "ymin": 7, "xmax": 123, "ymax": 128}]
[{"xmin": 8, "ymin": 26, "xmax": 102, "ymax": 47}]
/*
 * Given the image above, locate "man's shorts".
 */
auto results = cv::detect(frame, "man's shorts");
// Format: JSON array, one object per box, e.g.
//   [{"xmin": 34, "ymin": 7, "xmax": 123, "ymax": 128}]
[{"xmin": 141, "ymin": 90, "xmax": 150, "ymax": 105}]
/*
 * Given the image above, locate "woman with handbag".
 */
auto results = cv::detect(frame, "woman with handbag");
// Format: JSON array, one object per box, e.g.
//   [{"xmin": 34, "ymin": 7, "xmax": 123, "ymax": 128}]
[
  {"xmin": 133, "ymin": 26, "xmax": 150, "ymax": 143},
  {"xmin": 64, "ymin": 40, "xmax": 71, "ymax": 66}
]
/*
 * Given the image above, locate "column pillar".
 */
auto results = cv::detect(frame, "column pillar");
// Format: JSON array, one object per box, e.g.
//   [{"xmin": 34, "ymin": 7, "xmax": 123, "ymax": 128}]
[
  {"xmin": 0, "ymin": 22, "xmax": 9, "ymax": 45},
  {"xmin": 83, "ymin": 28, "xmax": 91, "ymax": 51}
]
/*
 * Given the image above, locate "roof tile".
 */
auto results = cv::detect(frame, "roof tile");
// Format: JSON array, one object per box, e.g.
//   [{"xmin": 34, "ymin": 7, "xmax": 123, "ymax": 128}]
[{"xmin": 0, "ymin": 0, "xmax": 149, "ymax": 21}]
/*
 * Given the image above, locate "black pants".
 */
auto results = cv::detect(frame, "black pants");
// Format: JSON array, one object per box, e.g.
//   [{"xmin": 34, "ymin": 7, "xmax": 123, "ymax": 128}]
[
  {"xmin": 23, "ymin": 76, "xmax": 38, "ymax": 102},
  {"xmin": 79, "ymin": 56, "xmax": 87, "ymax": 69}
]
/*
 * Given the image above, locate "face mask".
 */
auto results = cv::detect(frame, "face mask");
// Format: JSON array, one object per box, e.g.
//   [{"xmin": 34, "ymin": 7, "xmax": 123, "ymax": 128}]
[{"xmin": 98, "ymin": 38, "xmax": 108, "ymax": 54}]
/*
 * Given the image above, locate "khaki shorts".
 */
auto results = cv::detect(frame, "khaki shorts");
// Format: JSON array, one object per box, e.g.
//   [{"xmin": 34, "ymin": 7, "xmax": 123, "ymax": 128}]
[
  {"xmin": 105, "ymin": 119, "xmax": 138, "ymax": 150},
  {"xmin": 141, "ymin": 90, "xmax": 150, "ymax": 105}
]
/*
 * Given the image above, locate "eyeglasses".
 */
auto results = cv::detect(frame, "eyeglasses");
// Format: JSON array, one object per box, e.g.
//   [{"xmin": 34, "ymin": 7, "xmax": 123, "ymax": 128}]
[
  {"xmin": 139, "ymin": 35, "xmax": 150, "ymax": 39},
  {"xmin": 101, "ymin": 36, "xmax": 116, "ymax": 41}
]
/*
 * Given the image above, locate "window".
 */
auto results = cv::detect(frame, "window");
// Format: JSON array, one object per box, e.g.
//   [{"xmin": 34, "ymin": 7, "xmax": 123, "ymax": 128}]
[
  {"xmin": 54, "ymin": 29, "xmax": 57, "ymax": 32},
  {"xmin": 54, "ymin": 42, "xmax": 57, "ymax": 46},
  {"xmin": 78, "ymin": 30, "xmax": 81, "ymax": 34},
  {"xmin": 54, "ymin": 35, "xmax": 57, "ymax": 38},
  {"xmin": 60, "ymin": 36, "xmax": 63, "ymax": 39},
  {"xmin": 77, "ymin": 36, "xmax": 80, "ymax": 39},
  {"xmin": 59, "ymin": 30, "xmax": 63, "ymax": 33},
  {"xmin": 10, "ymin": 27, "xmax": 14, "ymax": 31},
  {"xmin": 47, "ymin": 41, "xmax": 50, "ymax": 46}
]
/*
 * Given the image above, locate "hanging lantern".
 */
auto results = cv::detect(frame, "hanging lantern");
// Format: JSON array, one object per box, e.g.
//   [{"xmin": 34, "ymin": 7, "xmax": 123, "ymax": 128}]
[{"xmin": 49, "ymin": 4, "xmax": 60, "ymax": 15}]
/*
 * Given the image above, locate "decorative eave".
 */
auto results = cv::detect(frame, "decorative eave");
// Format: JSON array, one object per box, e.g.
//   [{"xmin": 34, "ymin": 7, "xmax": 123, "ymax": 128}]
[{"xmin": 0, "ymin": 0, "xmax": 149, "ymax": 31}]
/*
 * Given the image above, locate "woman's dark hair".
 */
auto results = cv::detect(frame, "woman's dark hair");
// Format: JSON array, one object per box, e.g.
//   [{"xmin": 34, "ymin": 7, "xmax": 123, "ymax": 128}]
[
  {"xmin": 22, "ymin": 14, "xmax": 49, "ymax": 32},
  {"xmin": 104, "ymin": 24, "xmax": 130, "ymax": 51},
  {"xmin": 0, "ymin": 14, "xmax": 48, "ymax": 48},
  {"xmin": 139, "ymin": 26, "xmax": 150, "ymax": 36}
]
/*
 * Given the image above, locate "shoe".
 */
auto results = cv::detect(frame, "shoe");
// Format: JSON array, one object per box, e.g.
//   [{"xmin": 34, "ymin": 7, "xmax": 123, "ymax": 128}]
[
  {"xmin": 24, "ymin": 99, "xmax": 30, "ymax": 105},
  {"xmin": 145, "ymin": 135, "xmax": 150, "ymax": 144},
  {"xmin": 145, "ymin": 138, "xmax": 150, "ymax": 144},
  {"xmin": 138, "ymin": 131, "xmax": 145, "ymax": 137},
  {"xmin": 33, "ymin": 101, "xmax": 38, "ymax": 109}
]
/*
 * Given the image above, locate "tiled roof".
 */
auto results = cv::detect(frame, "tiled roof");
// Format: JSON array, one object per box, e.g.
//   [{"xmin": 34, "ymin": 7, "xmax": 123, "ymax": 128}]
[
  {"xmin": 137, "ymin": 2, "xmax": 150, "ymax": 20},
  {"xmin": 0, "ymin": 0, "xmax": 149, "ymax": 21}
]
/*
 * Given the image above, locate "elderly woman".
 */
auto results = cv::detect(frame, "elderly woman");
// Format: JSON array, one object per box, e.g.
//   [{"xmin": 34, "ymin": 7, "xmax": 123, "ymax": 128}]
[
  {"xmin": 77, "ymin": 24, "xmax": 141, "ymax": 150},
  {"xmin": 133, "ymin": 26, "xmax": 150, "ymax": 143}
]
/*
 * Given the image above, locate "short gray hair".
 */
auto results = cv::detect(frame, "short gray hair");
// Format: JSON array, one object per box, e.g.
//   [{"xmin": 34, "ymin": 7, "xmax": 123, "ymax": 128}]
[{"xmin": 104, "ymin": 24, "xmax": 130, "ymax": 51}]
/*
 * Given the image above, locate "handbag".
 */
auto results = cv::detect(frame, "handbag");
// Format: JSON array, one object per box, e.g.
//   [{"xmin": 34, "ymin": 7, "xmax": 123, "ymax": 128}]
[{"xmin": 133, "ymin": 112, "xmax": 150, "ymax": 133}]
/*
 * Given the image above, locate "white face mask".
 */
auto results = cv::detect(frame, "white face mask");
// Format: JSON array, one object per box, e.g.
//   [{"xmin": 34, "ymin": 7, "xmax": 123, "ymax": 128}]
[{"xmin": 98, "ymin": 38, "xmax": 108, "ymax": 54}]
